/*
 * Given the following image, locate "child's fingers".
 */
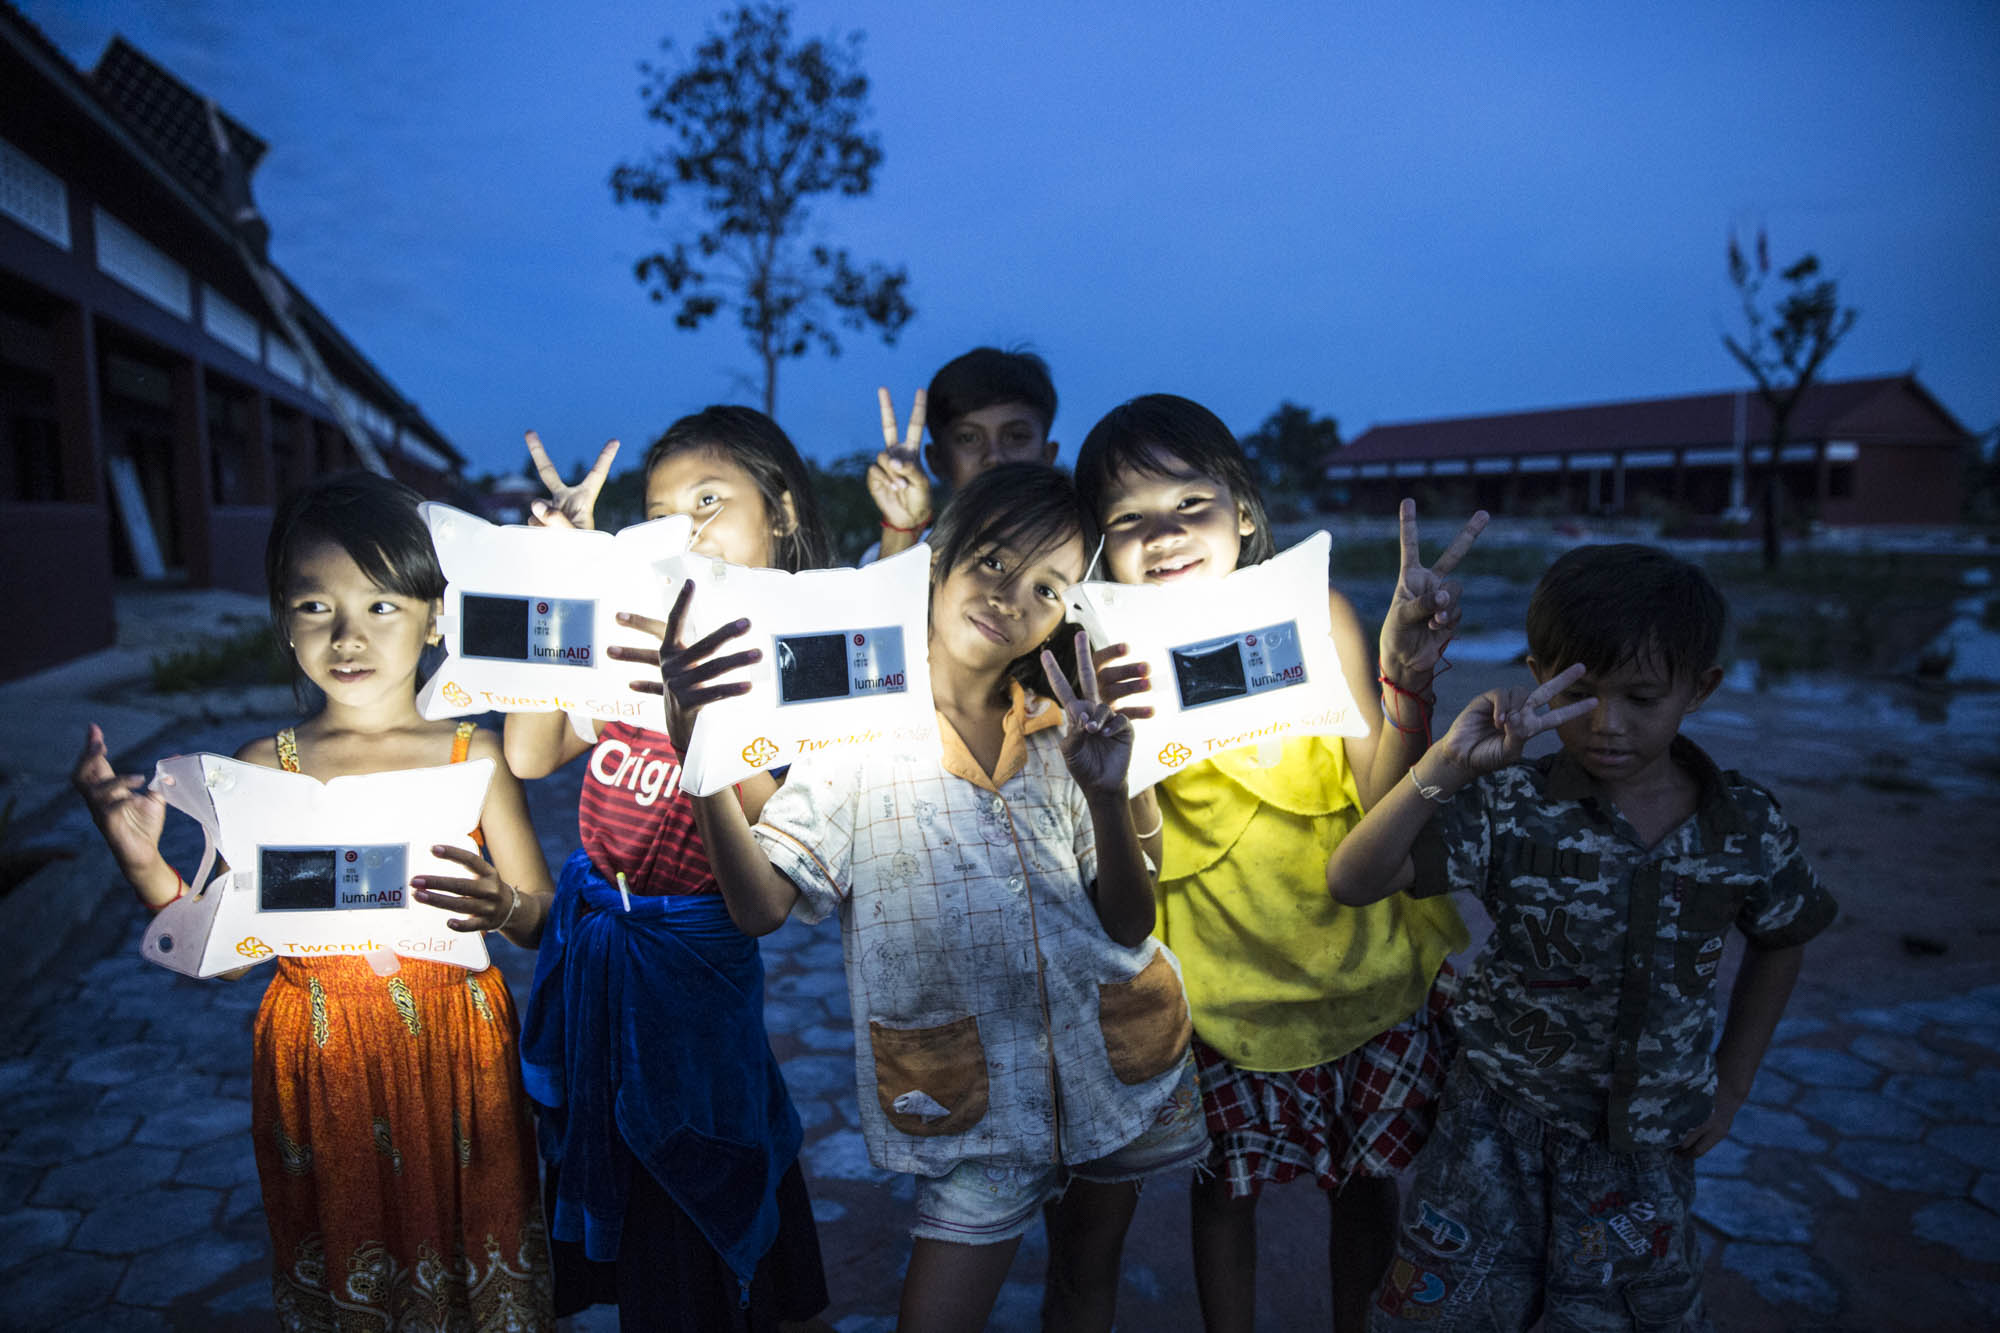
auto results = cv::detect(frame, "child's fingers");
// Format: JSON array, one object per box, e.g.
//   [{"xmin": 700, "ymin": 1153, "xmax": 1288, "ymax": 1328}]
[
  {"xmin": 679, "ymin": 622, "xmax": 757, "ymax": 665},
  {"xmin": 1396, "ymin": 498, "xmax": 1420, "ymax": 572},
  {"xmin": 617, "ymin": 609, "xmax": 670, "ymax": 642},
  {"xmin": 605, "ymin": 644, "xmax": 662, "ymax": 667},
  {"xmin": 1039, "ymin": 649, "xmax": 1080, "ymax": 711},
  {"xmin": 662, "ymin": 579, "xmax": 697, "ymax": 648},
  {"xmin": 904, "ymin": 388, "xmax": 927, "ymax": 452},
  {"xmin": 1089, "ymin": 641, "xmax": 1130, "ymax": 671},
  {"xmin": 679, "ymin": 681, "xmax": 755, "ymax": 710},
  {"xmin": 1530, "ymin": 697, "xmax": 1598, "ymax": 735},
  {"xmin": 877, "ymin": 386, "xmax": 900, "ymax": 451},
  {"xmin": 524, "ymin": 430, "xmax": 563, "ymax": 491},
  {"xmin": 671, "ymin": 647, "xmax": 762, "ymax": 689},
  {"xmin": 427, "ymin": 844, "xmax": 490, "ymax": 874},
  {"xmin": 1428, "ymin": 510, "xmax": 1490, "ymax": 578},
  {"xmin": 584, "ymin": 438, "xmax": 622, "ymax": 484},
  {"xmin": 1073, "ymin": 631, "xmax": 1100, "ymax": 706},
  {"xmin": 1524, "ymin": 663, "xmax": 1588, "ymax": 709}
]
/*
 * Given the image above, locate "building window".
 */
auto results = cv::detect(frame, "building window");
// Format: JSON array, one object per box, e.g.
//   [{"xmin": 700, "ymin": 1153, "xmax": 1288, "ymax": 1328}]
[
  {"xmin": 0, "ymin": 136, "xmax": 70, "ymax": 249},
  {"xmin": 1828, "ymin": 464, "xmax": 1854, "ymax": 500},
  {"xmin": 207, "ymin": 379, "xmax": 259, "ymax": 505},
  {"xmin": 93, "ymin": 208, "xmax": 192, "ymax": 319}
]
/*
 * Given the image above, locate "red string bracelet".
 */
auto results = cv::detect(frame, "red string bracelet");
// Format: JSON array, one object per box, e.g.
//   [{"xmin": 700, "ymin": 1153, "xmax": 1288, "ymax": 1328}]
[
  {"xmin": 879, "ymin": 518, "xmax": 928, "ymax": 535},
  {"xmin": 1378, "ymin": 670, "xmax": 1437, "ymax": 741},
  {"xmin": 147, "ymin": 870, "xmax": 186, "ymax": 914}
]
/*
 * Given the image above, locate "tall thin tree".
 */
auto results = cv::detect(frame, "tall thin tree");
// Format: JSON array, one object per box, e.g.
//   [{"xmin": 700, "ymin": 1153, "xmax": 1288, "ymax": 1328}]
[
  {"xmin": 1723, "ymin": 228, "xmax": 1858, "ymax": 568},
  {"xmin": 611, "ymin": 4, "xmax": 914, "ymax": 417}
]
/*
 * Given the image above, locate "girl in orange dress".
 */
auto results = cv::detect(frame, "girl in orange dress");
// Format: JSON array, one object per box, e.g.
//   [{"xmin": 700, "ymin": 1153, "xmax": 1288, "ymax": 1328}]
[{"xmin": 73, "ymin": 472, "xmax": 555, "ymax": 1330}]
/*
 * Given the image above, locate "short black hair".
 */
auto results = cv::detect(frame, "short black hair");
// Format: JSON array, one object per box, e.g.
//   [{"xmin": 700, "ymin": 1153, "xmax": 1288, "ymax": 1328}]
[
  {"xmin": 640, "ymin": 405, "xmax": 832, "ymax": 572},
  {"xmin": 1526, "ymin": 544, "xmax": 1727, "ymax": 684},
  {"xmin": 266, "ymin": 470, "xmax": 443, "ymax": 620},
  {"xmin": 926, "ymin": 462, "xmax": 1091, "ymax": 702},
  {"xmin": 265, "ymin": 470, "xmax": 444, "ymax": 705},
  {"xmin": 1073, "ymin": 393, "xmax": 1276, "ymax": 567},
  {"xmin": 926, "ymin": 347, "xmax": 1058, "ymax": 438}
]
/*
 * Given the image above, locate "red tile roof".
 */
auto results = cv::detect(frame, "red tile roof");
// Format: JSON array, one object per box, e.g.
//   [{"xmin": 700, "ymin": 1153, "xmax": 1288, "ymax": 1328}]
[{"xmin": 1338, "ymin": 375, "xmax": 1970, "ymax": 464}]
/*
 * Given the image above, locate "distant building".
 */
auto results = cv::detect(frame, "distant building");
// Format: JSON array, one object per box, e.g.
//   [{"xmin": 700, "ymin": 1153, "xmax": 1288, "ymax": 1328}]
[
  {"xmin": 0, "ymin": 6, "xmax": 466, "ymax": 681},
  {"xmin": 1327, "ymin": 375, "xmax": 1971, "ymax": 527}
]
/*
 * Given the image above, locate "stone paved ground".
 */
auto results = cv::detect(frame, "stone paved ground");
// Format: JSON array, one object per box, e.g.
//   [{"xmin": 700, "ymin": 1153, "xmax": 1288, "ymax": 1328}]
[{"xmin": 5, "ymin": 708, "xmax": 2000, "ymax": 1330}]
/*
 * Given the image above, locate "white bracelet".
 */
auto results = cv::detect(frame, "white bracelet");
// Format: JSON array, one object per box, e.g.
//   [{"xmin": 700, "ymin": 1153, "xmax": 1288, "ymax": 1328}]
[
  {"xmin": 1132, "ymin": 814, "xmax": 1164, "ymax": 840},
  {"xmin": 1410, "ymin": 767, "xmax": 1452, "ymax": 805},
  {"xmin": 497, "ymin": 882, "xmax": 520, "ymax": 931}
]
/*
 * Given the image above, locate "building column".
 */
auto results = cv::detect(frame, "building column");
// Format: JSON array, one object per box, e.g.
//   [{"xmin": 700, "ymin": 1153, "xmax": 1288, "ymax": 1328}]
[
  {"xmin": 52, "ymin": 303, "xmax": 103, "ymax": 504},
  {"xmin": 171, "ymin": 357, "xmax": 213, "ymax": 585}
]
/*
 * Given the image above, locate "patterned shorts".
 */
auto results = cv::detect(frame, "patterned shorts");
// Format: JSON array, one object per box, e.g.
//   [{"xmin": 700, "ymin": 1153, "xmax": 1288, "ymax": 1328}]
[
  {"xmin": 1373, "ymin": 1060, "xmax": 1711, "ymax": 1332},
  {"xmin": 1195, "ymin": 964, "xmax": 1457, "ymax": 1199}
]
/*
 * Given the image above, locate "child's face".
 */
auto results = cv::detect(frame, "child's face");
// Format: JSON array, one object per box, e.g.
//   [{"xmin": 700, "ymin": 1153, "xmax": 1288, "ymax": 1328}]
[
  {"xmin": 282, "ymin": 541, "xmax": 437, "ymax": 709},
  {"xmin": 925, "ymin": 402, "xmax": 1056, "ymax": 492},
  {"xmin": 1530, "ymin": 653, "xmax": 1723, "ymax": 790},
  {"xmin": 1097, "ymin": 449, "xmax": 1257, "ymax": 585},
  {"xmin": 929, "ymin": 533, "xmax": 1086, "ymax": 677},
  {"xmin": 645, "ymin": 448, "xmax": 794, "ymax": 569}
]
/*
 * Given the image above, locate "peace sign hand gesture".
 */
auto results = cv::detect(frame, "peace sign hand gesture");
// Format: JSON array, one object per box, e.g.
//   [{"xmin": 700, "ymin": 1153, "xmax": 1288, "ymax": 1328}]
[
  {"xmin": 1431, "ymin": 664, "xmax": 1597, "ymax": 785},
  {"xmin": 1040, "ymin": 630, "xmax": 1144, "ymax": 798},
  {"xmin": 866, "ymin": 387, "xmax": 933, "ymax": 533},
  {"xmin": 613, "ymin": 580, "xmax": 760, "ymax": 752},
  {"xmin": 524, "ymin": 430, "xmax": 621, "ymax": 531},
  {"xmin": 1380, "ymin": 499, "xmax": 1489, "ymax": 686}
]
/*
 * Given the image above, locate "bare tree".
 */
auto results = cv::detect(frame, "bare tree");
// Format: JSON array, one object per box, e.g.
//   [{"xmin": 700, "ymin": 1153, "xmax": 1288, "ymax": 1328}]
[
  {"xmin": 1723, "ymin": 228, "xmax": 1858, "ymax": 568},
  {"xmin": 611, "ymin": 3, "xmax": 914, "ymax": 417}
]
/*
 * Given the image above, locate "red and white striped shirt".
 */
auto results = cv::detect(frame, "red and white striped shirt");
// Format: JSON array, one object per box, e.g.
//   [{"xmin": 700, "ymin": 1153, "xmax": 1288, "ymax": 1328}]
[{"xmin": 577, "ymin": 722, "xmax": 716, "ymax": 896}]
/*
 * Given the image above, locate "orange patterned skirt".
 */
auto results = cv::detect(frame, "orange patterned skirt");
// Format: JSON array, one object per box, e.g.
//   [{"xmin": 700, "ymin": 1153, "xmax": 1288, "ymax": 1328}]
[{"xmin": 252, "ymin": 956, "xmax": 552, "ymax": 1330}]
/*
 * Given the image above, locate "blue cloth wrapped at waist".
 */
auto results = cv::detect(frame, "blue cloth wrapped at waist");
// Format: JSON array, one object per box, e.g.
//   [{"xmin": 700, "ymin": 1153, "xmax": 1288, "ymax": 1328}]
[{"xmin": 520, "ymin": 849, "xmax": 803, "ymax": 1289}]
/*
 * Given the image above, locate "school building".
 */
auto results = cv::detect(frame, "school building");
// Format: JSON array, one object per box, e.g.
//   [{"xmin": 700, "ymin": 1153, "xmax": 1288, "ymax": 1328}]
[
  {"xmin": 1326, "ymin": 374, "xmax": 1972, "ymax": 527},
  {"xmin": 0, "ymin": 6, "xmax": 466, "ymax": 682}
]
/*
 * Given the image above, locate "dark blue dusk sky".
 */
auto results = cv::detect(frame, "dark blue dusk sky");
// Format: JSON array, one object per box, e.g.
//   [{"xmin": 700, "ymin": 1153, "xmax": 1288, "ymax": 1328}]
[{"xmin": 24, "ymin": 1, "xmax": 2000, "ymax": 479}]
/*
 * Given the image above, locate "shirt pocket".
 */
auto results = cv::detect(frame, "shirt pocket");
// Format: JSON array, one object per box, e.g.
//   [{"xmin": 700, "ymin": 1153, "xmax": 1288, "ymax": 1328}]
[
  {"xmin": 870, "ymin": 1015, "xmax": 991, "ymax": 1137},
  {"xmin": 1674, "ymin": 880, "xmax": 1739, "ymax": 992},
  {"xmin": 1097, "ymin": 950, "xmax": 1194, "ymax": 1085}
]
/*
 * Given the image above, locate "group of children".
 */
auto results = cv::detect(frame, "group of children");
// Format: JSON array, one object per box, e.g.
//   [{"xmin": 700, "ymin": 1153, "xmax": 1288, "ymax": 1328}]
[{"xmin": 71, "ymin": 346, "xmax": 1833, "ymax": 1333}]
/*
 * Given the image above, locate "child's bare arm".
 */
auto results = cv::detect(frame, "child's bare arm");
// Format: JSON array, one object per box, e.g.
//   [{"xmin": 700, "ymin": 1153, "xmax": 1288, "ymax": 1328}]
[
  {"xmin": 1678, "ymin": 941, "xmax": 1804, "ymax": 1159},
  {"xmin": 1329, "ymin": 666, "xmax": 1594, "ymax": 906},
  {"xmin": 1044, "ymin": 633, "xmax": 1155, "ymax": 946},
  {"xmin": 502, "ymin": 710, "xmax": 594, "ymax": 779},
  {"xmin": 71, "ymin": 724, "xmax": 180, "ymax": 908},
  {"xmin": 689, "ymin": 789, "xmax": 803, "ymax": 936}
]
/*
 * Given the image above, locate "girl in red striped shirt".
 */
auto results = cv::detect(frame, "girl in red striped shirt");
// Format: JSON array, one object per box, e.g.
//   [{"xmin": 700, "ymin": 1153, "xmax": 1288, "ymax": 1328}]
[{"xmin": 504, "ymin": 408, "xmax": 832, "ymax": 1331}]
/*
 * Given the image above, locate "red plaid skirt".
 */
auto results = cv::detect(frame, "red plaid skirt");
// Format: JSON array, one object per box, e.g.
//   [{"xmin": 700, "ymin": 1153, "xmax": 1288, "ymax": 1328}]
[{"xmin": 1194, "ymin": 964, "xmax": 1457, "ymax": 1198}]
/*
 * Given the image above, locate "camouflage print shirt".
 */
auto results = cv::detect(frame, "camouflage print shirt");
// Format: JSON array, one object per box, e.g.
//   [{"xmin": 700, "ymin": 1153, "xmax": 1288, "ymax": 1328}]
[{"xmin": 1409, "ymin": 736, "xmax": 1836, "ymax": 1151}]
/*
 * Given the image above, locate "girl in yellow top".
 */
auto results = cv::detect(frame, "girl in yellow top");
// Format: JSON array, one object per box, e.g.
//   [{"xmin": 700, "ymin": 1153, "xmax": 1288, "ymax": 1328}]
[{"xmin": 1075, "ymin": 395, "xmax": 1484, "ymax": 1333}]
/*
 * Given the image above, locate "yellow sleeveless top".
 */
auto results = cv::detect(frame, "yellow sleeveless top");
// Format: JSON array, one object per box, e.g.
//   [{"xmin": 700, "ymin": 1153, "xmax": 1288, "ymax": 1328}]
[{"xmin": 1156, "ymin": 735, "xmax": 1468, "ymax": 1072}]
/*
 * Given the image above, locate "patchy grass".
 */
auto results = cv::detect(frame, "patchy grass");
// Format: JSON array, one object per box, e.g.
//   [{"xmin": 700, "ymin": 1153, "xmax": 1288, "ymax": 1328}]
[{"xmin": 150, "ymin": 624, "xmax": 293, "ymax": 693}]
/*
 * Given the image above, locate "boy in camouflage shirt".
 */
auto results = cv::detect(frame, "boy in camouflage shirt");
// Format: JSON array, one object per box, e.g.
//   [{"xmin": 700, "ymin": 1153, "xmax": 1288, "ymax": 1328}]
[{"xmin": 1328, "ymin": 544, "xmax": 1836, "ymax": 1332}]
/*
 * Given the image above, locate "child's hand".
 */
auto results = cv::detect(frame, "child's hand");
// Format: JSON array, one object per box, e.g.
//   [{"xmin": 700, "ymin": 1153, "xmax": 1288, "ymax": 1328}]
[
  {"xmin": 1379, "ymin": 500, "xmax": 1489, "ymax": 685},
  {"xmin": 1089, "ymin": 641, "xmax": 1154, "ymax": 714},
  {"xmin": 1432, "ymin": 664, "xmax": 1596, "ymax": 781},
  {"xmin": 70, "ymin": 724, "xmax": 166, "ymax": 874},
  {"xmin": 1042, "ymin": 630, "xmax": 1144, "ymax": 797},
  {"xmin": 867, "ymin": 387, "xmax": 933, "ymax": 532},
  {"xmin": 411, "ymin": 844, "xmax": 520, "ymax": 933},
  {"xmin": 1676, "ymin": 1083, "xmax": 1746, "ymax": 1158},
  {"xmin": 616, "ymin": 580, "xmax": 760, "ymax": 752},
  {"xmin": 524, "ymin": 430, "xmax": 620, "ymax": 531}
]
